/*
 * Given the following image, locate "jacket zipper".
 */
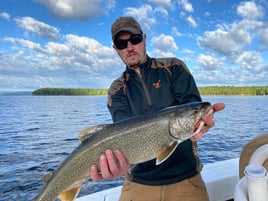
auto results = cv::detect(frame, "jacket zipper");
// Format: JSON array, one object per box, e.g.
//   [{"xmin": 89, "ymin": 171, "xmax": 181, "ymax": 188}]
[{"xmin": 137, "ymin": 73, "xmax": 153, "ymax": 107}]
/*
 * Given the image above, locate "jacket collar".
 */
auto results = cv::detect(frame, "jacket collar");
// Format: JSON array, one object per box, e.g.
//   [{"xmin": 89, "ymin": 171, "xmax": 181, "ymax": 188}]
[{"xmin": 125, "ymin": 55, "xmax": 151, "ymax": 75}]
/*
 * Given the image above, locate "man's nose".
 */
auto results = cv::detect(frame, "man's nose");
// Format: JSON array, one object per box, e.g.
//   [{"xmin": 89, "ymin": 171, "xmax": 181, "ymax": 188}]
[{"xmin": 127, "ymin": 41, "xmax": 134, "ymax": 50}]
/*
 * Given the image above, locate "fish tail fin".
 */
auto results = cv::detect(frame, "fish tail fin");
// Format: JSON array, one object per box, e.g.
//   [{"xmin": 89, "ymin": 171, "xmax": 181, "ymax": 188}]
[{"xmin": 58, "ymin": 186, "xmax": 81, "ymax": 201}]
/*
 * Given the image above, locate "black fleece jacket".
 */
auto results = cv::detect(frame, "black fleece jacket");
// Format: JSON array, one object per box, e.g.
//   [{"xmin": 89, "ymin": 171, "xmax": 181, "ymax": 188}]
[{"xmin": 107, "ymin": 55, "xmax": 203, "ymax": 185}]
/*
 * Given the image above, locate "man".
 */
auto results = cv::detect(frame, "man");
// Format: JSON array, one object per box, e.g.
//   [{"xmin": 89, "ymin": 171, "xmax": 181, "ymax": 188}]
[{"xmin": 90, "ymin": 16, "xmax": 225, "ymax": 201}]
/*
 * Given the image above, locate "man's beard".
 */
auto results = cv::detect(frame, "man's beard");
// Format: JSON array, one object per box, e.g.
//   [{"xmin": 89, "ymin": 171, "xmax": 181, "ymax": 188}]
[{"xmin": 126, "ymin": 53, "xmax": 140, "ymax": 68}]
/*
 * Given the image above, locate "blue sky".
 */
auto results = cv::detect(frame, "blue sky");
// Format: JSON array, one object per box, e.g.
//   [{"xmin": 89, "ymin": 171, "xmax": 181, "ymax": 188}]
[{"xmin": 0, "ymin": 0, "xmax": 268, "ymax": 91}]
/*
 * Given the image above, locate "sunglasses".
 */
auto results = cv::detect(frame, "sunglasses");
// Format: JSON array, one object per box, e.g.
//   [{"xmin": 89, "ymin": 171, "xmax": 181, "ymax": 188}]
[{"xmin": 114, "ymin": 34, "xmax": 143, "ymax": 50}]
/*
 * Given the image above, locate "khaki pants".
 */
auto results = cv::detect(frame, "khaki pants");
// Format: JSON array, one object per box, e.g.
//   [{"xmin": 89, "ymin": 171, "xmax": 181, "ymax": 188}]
[{"xmin": 119, "ymin": 173, "xmax": 209, "ymax": 201}]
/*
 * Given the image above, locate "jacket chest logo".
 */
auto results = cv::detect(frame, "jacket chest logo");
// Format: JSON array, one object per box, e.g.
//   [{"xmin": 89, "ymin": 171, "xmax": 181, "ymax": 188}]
[{"xmin": 153, "ymin": 80, "xmax": 161, "ymax": 89}]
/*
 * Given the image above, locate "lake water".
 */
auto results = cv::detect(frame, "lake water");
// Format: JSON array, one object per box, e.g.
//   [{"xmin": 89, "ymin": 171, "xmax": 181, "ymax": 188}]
[{"xmin": 0, "ymin": 95, "xmax": 268, "ymax": 201}]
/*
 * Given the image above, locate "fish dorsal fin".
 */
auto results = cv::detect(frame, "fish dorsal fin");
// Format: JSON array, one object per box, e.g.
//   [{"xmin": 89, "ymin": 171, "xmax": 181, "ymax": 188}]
[
  {"xmin": 42, "ymin": 172, "xmax": 53, "ymax": 183},
  {"xmin": 58, "ymin": 186, "xmax": 81, "ymax": 201},
  {"xmin": 78, "ymin": 125, "xmax": 106, "ymax": 143},
  {"xmin": 156, "ymin": 142, "xmax": 179, "ymax": 165}
]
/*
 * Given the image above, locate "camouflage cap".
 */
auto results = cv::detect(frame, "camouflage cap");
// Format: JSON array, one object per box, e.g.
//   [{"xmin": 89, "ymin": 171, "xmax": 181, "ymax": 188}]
[{"xmin": 111, "ymin": 16, "xmax": 142, "ymax": 41}]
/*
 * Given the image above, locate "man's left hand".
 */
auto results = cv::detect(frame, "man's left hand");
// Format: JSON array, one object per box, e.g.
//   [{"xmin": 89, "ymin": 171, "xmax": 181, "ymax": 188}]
[{"xmin": 191, "ymin": 103, "xmax": 225, "ymax": 141}]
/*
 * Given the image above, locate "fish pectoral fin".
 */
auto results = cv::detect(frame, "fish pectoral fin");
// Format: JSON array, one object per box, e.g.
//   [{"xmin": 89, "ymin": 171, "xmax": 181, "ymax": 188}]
[
  {"xmin": 156, "ymin": 142, "xmax": 179, "ymax": 165},
  {"xmin": 58, "ymin": 186, "xmax": 81, "ymax": 201}
]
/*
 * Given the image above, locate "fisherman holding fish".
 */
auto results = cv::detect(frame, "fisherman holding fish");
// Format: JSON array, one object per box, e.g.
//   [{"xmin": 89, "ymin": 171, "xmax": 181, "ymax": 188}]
[
  {"xmin": 32, "ymin": 16, "xmax": 226, "ymax": 201},
  {"xmin": 90, "ymin": 16, "xmax": 225, "ymax": 201}
]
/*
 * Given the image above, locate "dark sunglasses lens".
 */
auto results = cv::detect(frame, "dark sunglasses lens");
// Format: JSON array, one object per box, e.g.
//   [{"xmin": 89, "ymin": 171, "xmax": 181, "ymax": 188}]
[
  {"xmin": 115, "ymin": 34, "xmax": 143, "ymax": 50},
  {"xmin": 130, "ymin": 35, "xmax": 143, "ymax": 45},
  {"xmin": 116, "ymin": 40, "xmax": 128, "ymax": 50}
]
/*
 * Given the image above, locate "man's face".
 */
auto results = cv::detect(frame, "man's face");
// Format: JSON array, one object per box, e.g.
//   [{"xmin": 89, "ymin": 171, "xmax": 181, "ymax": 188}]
[{"xmin": 113, "ymin": 32, "xmax": 147, "ymax": 68}]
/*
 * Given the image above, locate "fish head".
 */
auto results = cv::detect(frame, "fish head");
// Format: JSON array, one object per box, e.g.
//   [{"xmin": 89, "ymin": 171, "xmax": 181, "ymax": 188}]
[{"xmin": 168, "ymin": 102, "xmax": 212, "ymax": 141}]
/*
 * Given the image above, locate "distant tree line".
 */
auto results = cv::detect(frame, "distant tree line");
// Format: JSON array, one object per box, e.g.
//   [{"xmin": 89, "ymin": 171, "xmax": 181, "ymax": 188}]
[
  {"xmin": 198, "ymin": 86, "xmax": 268, "ymax": 96},
  {"xmin": 32, "ymin": 86, "xmax": 268, "ymax": 96},
  {"xmin": 32, "ymin": 88, "xmax": 107, "ymax": 96}
]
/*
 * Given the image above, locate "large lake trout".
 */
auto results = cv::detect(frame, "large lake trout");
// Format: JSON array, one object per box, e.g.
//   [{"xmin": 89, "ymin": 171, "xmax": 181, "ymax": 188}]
[{"xmin": 33, "ymin": 102, "xmax": 212, "ymax": 201}]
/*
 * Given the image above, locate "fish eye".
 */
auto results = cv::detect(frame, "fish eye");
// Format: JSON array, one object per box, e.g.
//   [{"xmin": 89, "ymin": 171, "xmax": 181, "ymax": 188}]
[
  {"xmin": 193, "ymin": 108, "xmax": 199, "ymax": 114},
  {"xmin": 189, "ymin": 108, "xmax": 199, "ymax": 117}
]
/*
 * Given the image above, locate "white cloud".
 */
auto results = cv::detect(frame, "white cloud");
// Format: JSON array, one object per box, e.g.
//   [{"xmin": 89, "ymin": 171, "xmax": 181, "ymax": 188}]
[
  {"xmin": 179, "ymin": 0, "xmax": 194, "ymax": 12},
  {"xmin": 234, "ymin": 51, "xmax": 263, "ymax": 72},
  {"xmin": 197, "ymin": 54, "xmax": 222, "ymax": 70},
  {"xmin": 65, "ymin": 34, "xmax": 114, "ymax": 57},
  {"xmin": 193, "ymin": 62, "xmax": 268, "ymax": 86},
  {"xmin": 39, "ymin": 34, "xmax": 121, "ymax": 75},
  {"xmin": 151, "ymin": 34, "xmax": 178, "ymax": 57},
  {"xmin": 34, "ymin": 0, "xmax": 101, "ymax": 20},
  {"xmin": 46, "ymin": 42, "xmax": 71, "ymax": 56},
  {"xmin": 198, "ymin": 19, "xmax": 255, "ymax": 56},
  {"xmin": 0, "ymin": 12, "xmax": 10, "ymax": 21},
  {"xmin": 105, "ymin": 0, "xmax": 116, "ymax": 10},
  {"xmin": 198, "ymin": 28, "xmax": 243, "ymax": 55},
  {"xmin": 14, "ymin": 17, "xmax": 60, "ymax": 40},
  {"xmin": 258, "ymin": 28, "xmax": 268, "ymax": 50},
  {"xmin": 124, "ymin": 5, "xmax": 157, "ymax": 31},
  {"xmin": 205, "ymin": 12, "xmax": 210, "ymax": 17},
  {"xmin": 198, "ymin": 14, "xmax": 268, "ymax": 57},
  {"xmin": 237, "ymin": 1, "xmax": 264, "ymax": 20},
  {"xmin": 186, "ymin": 15, "xmax": 197, "ymax": 27},
  {"xmin": 195, "ymin": 1, "xmax": 267, "ymax": 86},
  {"xmin": 1, "ymin": 33, "xmax": 122, "ymax": 90},
  {"xmin": 13, "ymin": 38, "xmax": 43, "ymax": 52},
  {"xmin": 177, "ymin": 0, "xmax": 196, "ymax": 28},
  {"xmin": 171, "ymin": 27, "xmax": 182, "ymax": 37},
  {"xmin": 154, "ymin": 7, "xmax": 169, "ymax": 18},
  {"xmin": 148, "ymin": 0, "xmax": 171, "ymax": 7},
  {"xmin": 182, "ymin": 48, "xmax": 194, "ymax": 54}
]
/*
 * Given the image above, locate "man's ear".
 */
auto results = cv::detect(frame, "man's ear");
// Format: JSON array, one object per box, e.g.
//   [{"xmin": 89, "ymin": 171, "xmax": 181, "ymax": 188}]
[
  {"xmin": 112, "ymin": 44, "xmax": 118, "ymax": 51},
  {"xmin": 113, "ymin": 45, "xmax": 121, "ymax": 55}
]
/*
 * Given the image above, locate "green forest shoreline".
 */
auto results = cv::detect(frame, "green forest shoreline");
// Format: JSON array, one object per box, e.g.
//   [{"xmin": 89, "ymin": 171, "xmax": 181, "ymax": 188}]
[{"xmin": 32, "ymin": 86, "xmax": 268, "ymax": 96}]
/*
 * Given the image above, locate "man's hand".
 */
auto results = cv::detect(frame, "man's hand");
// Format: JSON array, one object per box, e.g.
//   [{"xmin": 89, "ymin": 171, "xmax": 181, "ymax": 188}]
[
  {"xmin": 90, "ymin": 149, "xmax": 130, "ymax": 182},
  {"xmin": 191, "ymin": 103, "xmax": 225, "ymax": 141}
]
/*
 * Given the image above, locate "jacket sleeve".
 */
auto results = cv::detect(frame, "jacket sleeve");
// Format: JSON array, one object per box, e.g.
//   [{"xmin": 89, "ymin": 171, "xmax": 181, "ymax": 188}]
[
  {"xmin": 171, "ymin": 59, "xmax": 202, "ymax": 104},
  {"xmin": 107, "ymin": 76, "xmax": 133, "ymax": 122}
]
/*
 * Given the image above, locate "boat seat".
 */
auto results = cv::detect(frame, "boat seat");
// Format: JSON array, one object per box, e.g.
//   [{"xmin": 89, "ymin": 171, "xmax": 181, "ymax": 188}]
[{"xmin": 239, "ymin": 132, "xmax": 268, "ymax": 178}]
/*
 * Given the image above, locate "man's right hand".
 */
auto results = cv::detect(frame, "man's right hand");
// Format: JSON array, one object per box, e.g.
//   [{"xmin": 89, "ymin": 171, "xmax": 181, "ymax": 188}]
[{"xmin": 90, "ymin": 149, "xmax": 130, "ymax": 181}]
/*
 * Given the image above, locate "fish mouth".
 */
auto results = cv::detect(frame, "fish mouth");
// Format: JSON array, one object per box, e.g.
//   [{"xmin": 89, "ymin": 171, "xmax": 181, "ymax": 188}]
[
  {"xmin": 194, "ymin": 121, "xmax": 202, "ymax": 133},
  {"xmin": 193, "ymin": 107, "xmax": 214, "ymax": 135}
]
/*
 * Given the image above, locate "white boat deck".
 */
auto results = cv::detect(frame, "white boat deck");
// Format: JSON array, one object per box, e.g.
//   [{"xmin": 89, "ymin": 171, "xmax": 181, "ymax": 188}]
[{"xmin": 76, "ymin": 158, "xmax": 239, "ymax": 201}]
